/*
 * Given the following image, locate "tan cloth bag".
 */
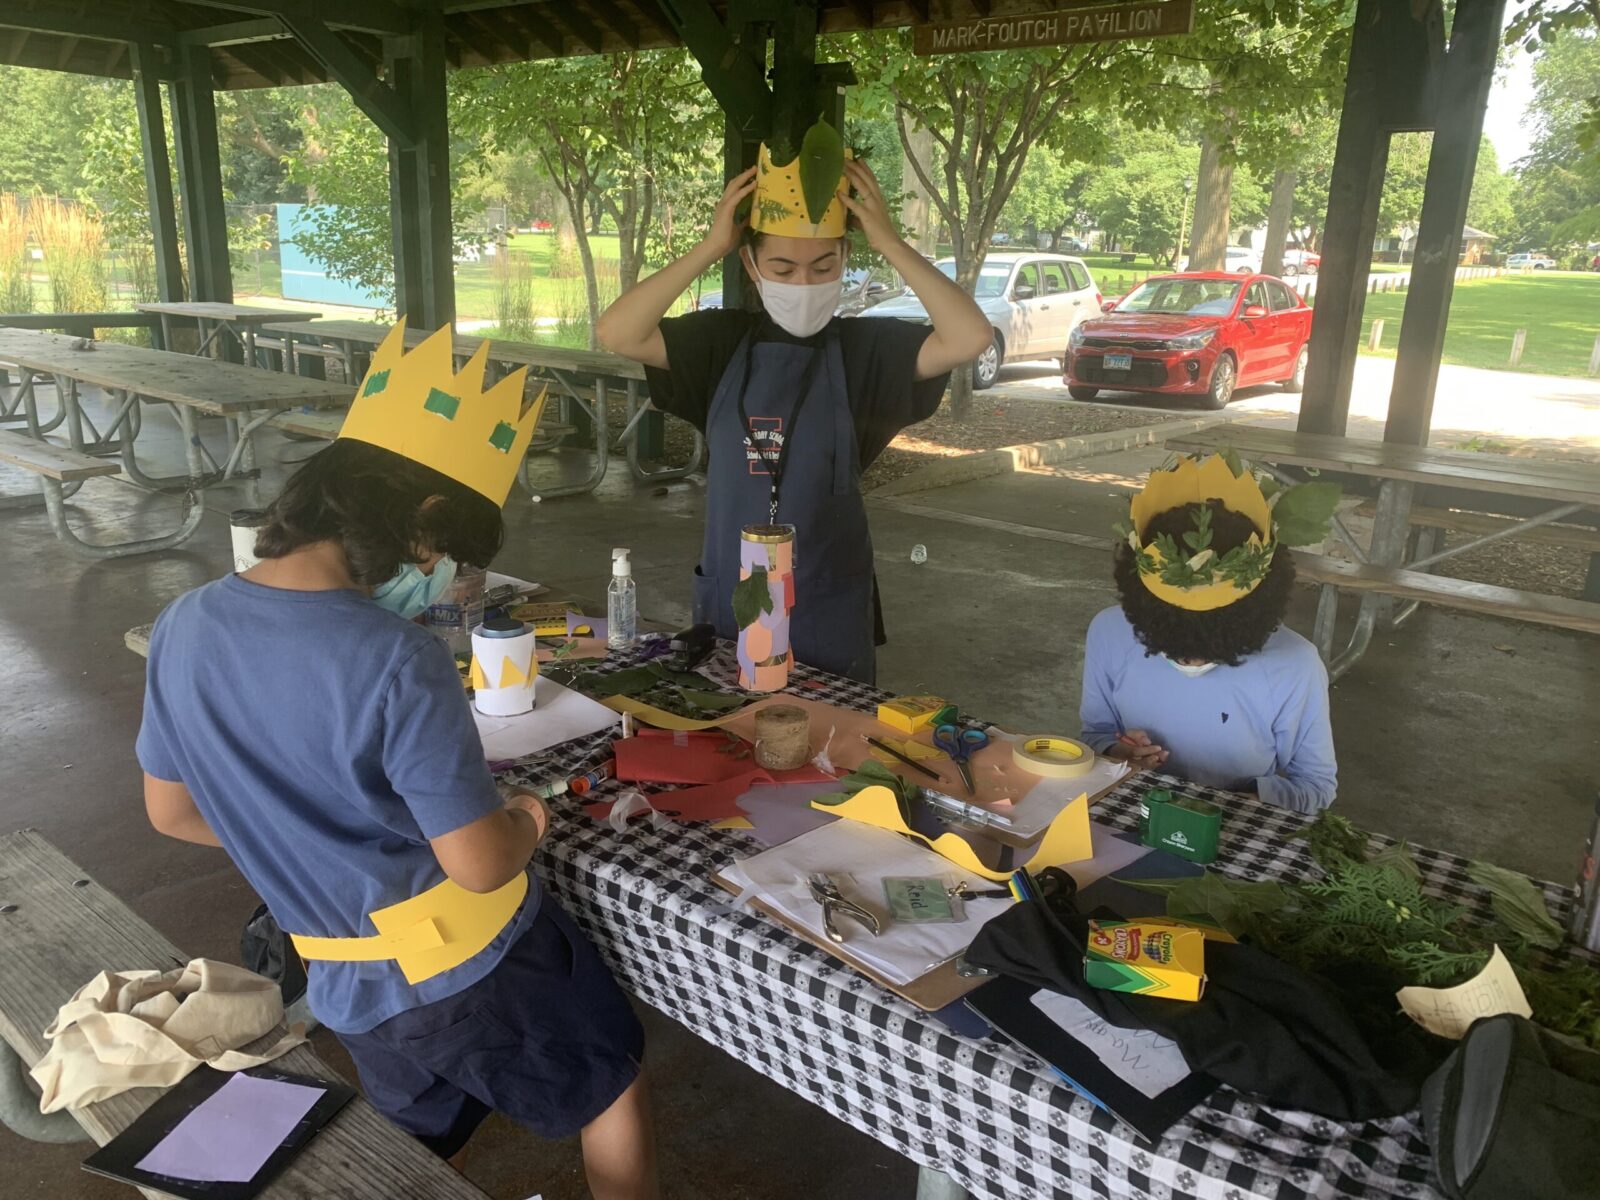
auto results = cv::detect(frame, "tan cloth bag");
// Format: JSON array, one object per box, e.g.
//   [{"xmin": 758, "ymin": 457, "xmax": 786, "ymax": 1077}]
[{"xmin": 30, "ymin": 959, "xmax": 305, "ymax": 1113}]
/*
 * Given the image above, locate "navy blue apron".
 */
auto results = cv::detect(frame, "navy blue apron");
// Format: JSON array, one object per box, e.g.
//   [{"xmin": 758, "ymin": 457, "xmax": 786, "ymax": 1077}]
[{"xmin": 692, "ymin": 324, "xmax": 876, "ymax": 683}]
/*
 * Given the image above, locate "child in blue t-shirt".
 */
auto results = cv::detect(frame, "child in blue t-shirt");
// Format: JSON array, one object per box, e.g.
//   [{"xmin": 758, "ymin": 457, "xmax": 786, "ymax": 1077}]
[
  {"xmin": 1079, "ymin": 497, "xmax": 1337, "ymax": 813},
  {"xmin": 138, "ymin": 438, "xmax": 657, "ymax": 1196}
]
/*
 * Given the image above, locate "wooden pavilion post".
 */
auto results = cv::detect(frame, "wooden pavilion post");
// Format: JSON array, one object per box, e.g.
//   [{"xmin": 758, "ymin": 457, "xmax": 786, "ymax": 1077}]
[
  {"xmin": 129, "ymin": 44, "xmax": 185, "ymax": 311},
  {"xmin": 1383, "ymin": 0, "xmax": 1506, "ymax": 447},
  {"xmin": 384, "ymin": 13, "xmax": 454, "ymax": 331},
  {"xmin": 167, "ymin": 44, "xmax": 233, "ymax": 307}
]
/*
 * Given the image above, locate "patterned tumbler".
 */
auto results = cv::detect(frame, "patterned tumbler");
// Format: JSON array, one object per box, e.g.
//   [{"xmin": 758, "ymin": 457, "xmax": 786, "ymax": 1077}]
[{"xmin": 737, "ymin": 524, "xmax": 796, "ymax": 691}]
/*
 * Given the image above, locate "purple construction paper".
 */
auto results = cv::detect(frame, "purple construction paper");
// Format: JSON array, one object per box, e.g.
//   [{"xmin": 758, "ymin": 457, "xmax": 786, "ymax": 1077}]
[
  {"xmin": 567, "ymin": 610, "xmax": 607, "ymax": 640},
  {"xmin": 736, "ymin": 780, "xmax": 841, "ymax": 846},
  {"xmin": 740, "ymin": 539, "xmax": 773, "ymax": 573},
  {"xmin": 136, "ymin": 1073, "xmax": 324, "ymax": 1184}
]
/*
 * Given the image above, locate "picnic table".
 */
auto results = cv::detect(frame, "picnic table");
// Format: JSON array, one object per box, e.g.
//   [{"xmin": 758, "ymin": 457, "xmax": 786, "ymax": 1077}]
[
  {"xmin": 260, "ymin": 319, "xmax": 704, "ymax": 497},
  {"xmin": 1166, "ymin": 423, "xmax": 1600, "ymax": 678},
  {"xmin": 492, "ymin": 642, "xmax": 1589, "ymax": 1200},
  {"xmin": 0, "ymin": 830, "xmax": 490, "ymax": 1199},
  {"xmin": 136, "ymin": 302, "xmax": 320, "ymax": 367},
  {"xmin": 0, "ymin": 330, "xmax": 351, "ymax": 555}
]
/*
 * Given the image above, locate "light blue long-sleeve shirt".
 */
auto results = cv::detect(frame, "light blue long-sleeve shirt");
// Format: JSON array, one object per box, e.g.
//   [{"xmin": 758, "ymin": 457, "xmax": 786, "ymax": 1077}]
[{"xmin": 1078, "ymin": 606, "xmax": 1338, "ymax": 813}]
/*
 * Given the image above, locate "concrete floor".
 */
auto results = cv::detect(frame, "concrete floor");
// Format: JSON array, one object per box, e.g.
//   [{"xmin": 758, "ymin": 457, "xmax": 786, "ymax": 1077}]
[{"xmin": 2, "ymin": 397, "xmax": 1597, "ymax": 1199}]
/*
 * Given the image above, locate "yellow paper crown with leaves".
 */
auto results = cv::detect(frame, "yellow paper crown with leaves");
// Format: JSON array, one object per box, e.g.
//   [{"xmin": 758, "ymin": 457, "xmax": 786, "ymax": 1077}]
[
  {"xmin": 753, "ymin": 145, "xmax": 850, "ymax": 238},
  {"xmin": 1120, "ymin": 452, "xmax": 1340, "ymax": 612},
  {"xmin": 337, "ymin": 320, "xmax": 547, "ymax": 506}
]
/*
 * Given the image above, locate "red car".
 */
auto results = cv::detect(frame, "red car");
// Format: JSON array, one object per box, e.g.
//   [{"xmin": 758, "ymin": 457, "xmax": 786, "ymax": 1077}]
[{"xmin": 1063, "ymin": 272, "xmax": 1312, "ymax": 409}]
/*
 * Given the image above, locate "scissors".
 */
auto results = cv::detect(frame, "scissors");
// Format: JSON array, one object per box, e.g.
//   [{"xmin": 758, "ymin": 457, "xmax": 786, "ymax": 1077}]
[{"xmin": 933, "ymin": 723, "xmax": 989, "ymax": 795}]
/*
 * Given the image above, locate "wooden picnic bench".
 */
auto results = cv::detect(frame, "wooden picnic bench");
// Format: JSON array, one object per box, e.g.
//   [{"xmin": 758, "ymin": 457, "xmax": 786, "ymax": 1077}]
[
  {"xmin": 1167, "ymin": 422, "xmax": 1600, "ymax": 677},
  {"xmin": 137, "ymin": 302, "xmax": 320, "ymax": 368},
  {"xmin": 262, "ymin": 320, "xmax": 705, "ymax": 496},
  {"xmin": 0, "ymin": 829, "xmax": 489, "ymax": 1199},
  {"xmin": 0, "ymin": 329, "xmax": 352, "ymax": 503},
  {"xmin": 0, "ymin": 429, "xmax": 204, "ymax": 559}
]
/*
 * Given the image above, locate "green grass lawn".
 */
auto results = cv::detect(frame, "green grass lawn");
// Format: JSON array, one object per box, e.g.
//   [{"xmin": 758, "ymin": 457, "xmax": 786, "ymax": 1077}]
[{"xmin": 1357, "ymin": 271, "xmax": 1600, "ymax": 378}]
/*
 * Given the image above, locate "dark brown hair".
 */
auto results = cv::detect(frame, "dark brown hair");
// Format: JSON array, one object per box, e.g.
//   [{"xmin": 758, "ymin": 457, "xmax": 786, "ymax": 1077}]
[{"xmin": 255, "ymin": 439, "xmax": 503, "ymax": 587}]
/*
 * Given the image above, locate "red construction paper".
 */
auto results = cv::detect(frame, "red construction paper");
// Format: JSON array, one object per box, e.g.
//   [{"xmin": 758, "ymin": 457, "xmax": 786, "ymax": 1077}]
[{"xmin": 586, "ymin": 760, "xmax": 836, "ymax": 825}]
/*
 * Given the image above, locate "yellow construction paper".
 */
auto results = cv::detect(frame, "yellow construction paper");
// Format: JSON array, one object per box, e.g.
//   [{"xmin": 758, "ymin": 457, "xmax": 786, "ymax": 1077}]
[
  {"xmin": 337, "ymin": 320, "xmax": 549, "ymax": 506},
  {"xmin": 602, "ymin": 694, "xmax": 774, "ymax": 732},
  {"xmin": 814, "ymin": 784, "xmax": 1093, "ymax": 879},
  {"xmin": 713, "ymin": 817, "xmax": 756, "ymax": 831},
  {"xmin": 752, "ymin": 145, "xmax": 851, "ymax": 238},
  {"xmin": 469, "ymin": 657, "xmax": 487, "ymax": 690},
  {"xmin": 499, "ymin": 655, "xmax": 529, "ymax": 688},
  {"xmin": 292, "ymin": 873, "xmax": 528, "ymax": 986},
  {"xmin": 1397, "ymin": 946, "xmax": 1532, "ymax": 1039}
]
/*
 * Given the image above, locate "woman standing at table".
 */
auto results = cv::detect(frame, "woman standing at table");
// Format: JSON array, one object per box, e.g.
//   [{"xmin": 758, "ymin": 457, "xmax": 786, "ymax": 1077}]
[
  {"xmin": 597, "ymin": 142, "xmax": 990, "ymax": 683},
  {"xmin": 1079, "ymin": 453, "xmax": 1339, "ymax": 813}
]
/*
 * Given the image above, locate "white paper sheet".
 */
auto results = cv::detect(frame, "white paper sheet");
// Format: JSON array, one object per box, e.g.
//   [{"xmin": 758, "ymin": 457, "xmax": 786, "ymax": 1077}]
[
  {"xmin": 473, "ymin": 676, "xmax": 619, "ymax": 760},
  {"xmin": 1029, "ymin": 991, "xmax": 1193, "ymax": 1099},
  {"xmin": 1063, "ymin": 833, "xmax": 1152, "ymax": 891},
  {"xmin": 721, "ymin": 821, "xmax": 1013, "ymax": 986}
]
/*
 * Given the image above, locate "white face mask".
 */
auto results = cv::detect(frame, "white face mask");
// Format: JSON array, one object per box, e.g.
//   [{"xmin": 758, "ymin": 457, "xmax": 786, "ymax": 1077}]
[
  {"xmin": 750, "ymin": 258, "xmax": 843, "ymax": 338},
  {"xmin": 1163, "ymin": 655, "xmax": 1219, "ymax": 678}
]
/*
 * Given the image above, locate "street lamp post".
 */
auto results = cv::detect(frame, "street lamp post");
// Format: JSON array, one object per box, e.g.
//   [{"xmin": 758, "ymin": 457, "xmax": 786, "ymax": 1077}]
[{"xmin": 1176, "ymin": 177, "xmax": 1194, "ymax": 268}]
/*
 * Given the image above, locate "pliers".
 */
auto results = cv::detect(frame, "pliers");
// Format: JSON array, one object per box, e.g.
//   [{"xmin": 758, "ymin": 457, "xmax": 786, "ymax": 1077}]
[{"xmin": 808, "ymin": 873, "xmax": 883, "ymax": 943}]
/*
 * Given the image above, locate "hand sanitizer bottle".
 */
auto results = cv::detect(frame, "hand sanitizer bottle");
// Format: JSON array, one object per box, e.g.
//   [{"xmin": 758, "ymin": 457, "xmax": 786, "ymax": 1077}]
[{"xmin": 607, "ymin": 548, "xmax": 637, "ymax": 651}]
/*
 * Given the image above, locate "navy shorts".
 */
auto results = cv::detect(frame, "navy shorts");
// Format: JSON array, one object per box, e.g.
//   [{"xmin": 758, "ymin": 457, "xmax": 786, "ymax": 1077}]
[{"xmin": 336, "ymin": 898, "xmax": 644, "ymax": 1156}]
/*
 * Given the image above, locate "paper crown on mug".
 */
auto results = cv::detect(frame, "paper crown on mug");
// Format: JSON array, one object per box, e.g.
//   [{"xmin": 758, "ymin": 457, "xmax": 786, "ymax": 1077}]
[
  {"xmin": 752, "ymin": 119, "xmax": 852, "ymax": 240},
  {"xmin": 337, "ymin": 319, "xmax": 548, "ymax": 505}
]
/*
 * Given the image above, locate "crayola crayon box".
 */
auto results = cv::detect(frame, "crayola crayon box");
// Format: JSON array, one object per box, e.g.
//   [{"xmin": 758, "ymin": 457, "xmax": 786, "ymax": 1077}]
[{"xmin": 1083, "ymin": 919, "xmax": 1207, "ymax": 1002}]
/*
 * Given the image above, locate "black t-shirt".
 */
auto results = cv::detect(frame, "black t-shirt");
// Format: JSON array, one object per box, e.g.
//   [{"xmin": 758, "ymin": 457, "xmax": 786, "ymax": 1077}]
[{"xmin": 644, "ymin": 310, "xmax": 950, "ymax": 466}]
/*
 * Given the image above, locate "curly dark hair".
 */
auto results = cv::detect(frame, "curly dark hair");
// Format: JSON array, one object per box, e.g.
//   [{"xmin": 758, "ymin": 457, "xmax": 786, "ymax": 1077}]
[
  {"xmin": 254, "ymin": 439, "xmax": 503, "ymax": 588},
  {"xmin": 1113, "ymin": 499, "xmax": 1295, "ymax": 667}
]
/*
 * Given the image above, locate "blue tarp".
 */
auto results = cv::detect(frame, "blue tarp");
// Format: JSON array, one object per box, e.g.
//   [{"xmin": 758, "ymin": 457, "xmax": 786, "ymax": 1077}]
[{"xmin": 276, "ymin": 203, "xmax": 385, "ymax": 308}]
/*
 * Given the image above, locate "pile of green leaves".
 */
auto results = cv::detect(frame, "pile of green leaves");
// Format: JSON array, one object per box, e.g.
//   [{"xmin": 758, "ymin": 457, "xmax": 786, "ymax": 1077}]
[
  {"xmin": 552, "ymin": 661, "xmax": 751, "ymax": 722},
  {"xmin": 1131, "ymin": 812, "xmax": 1600, "ymax": 1050},
  {"xmin": 813, "ymin": 759, "xmax": 920, "ymax": 813}
]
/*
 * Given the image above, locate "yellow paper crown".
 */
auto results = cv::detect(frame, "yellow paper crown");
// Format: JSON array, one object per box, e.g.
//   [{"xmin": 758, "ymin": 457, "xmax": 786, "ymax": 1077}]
[
  {"xmin": 337, "ymin": 320, "xmax": 547, "ymax": 506},
  {"xmin": 1127, "ymin": 454, "xmax": 1276, "ymax": 612},
  {"xmin": 752, "ymin": 145, "xmax": 851, "ymax": 239}
]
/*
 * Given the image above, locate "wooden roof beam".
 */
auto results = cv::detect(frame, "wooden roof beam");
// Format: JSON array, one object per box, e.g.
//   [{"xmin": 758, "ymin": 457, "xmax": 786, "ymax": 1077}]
[
  {"xmin": 451, "ymin": 12, "xmax": 507, "ymax": 61},
  {"xmin": 279, "ymin": 13, "xmax": 415, "ymax": 141},
  {"xmin": 505, "ymin": 8, "xmax": 564, "ymax": 57},
  {"xmin": 226, "ymin": 39, "xmax": 293, "ymax": 84},
  {"xmin": 586, "ymin": 0, "xmax": 643, "ymax": 49},
  {"xmin": 178, "ymin": 0, "xmax": 411, "ymax": 37},
  {"xmin": 54, "ymin": 35, "xmax": 80, "ymax": 70},
  {"xmin": 627, "ymin": 0, "xmax": 677, "ymax": 39},
  {"xmin": 0, "ymin": 5, "xmax": 179, "ymax": 45},
  {"xmin": 546, "ymin": 6, "xmax": 605, "ymax": 55},
  {"xmin": 177, "ymin": 18, "xmax": 290, "ymax": 47}
]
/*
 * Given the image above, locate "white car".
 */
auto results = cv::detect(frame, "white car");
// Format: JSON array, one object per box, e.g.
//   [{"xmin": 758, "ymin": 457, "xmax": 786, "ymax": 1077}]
[
  {"xmin": 1507, "ymin": 253, "xmax": 1557, "ymax": 270},
  {"xmin": 1176, "ymin": 246, "xmax": 1262, "ymax": 275},
  {"xmin": 860, "ymin": 252, "xmax": 1100, "ymax": 388}
]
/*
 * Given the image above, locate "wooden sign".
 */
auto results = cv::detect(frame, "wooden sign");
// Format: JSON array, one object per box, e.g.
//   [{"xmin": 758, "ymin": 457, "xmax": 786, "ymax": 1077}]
[{"xmin": 913, "ymin": 0, "xmax": 1196, "ymax": 56}]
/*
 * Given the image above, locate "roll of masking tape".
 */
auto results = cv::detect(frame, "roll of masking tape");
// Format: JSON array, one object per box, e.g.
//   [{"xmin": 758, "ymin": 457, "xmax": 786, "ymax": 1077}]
[{"xmin": 1014, "ymin": 736, "xmax": 1096, "ymax": 778}]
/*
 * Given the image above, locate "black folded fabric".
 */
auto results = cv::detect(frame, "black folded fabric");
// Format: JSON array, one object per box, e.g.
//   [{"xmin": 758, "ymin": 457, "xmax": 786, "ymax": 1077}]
[{"xmin": 966, "ymin": 895, "xmax": 1435, "ymax": 1120}]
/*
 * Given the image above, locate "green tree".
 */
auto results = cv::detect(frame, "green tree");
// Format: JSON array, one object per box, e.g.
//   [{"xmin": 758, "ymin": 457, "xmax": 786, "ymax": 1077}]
[
  {"xmin": 459, "ymin": 51, "xmax": 717, "ymax": 344},
  {"xmin": 1379, "ymin": 132, "xmax": 1434, "ymax": 248},
  {"xmin": 1465, "ymin": 138, "xmax": 1514, "ymax": 237},
  {"xmin": 848, "ymin": 32, "xmax": 1134, "ymax": 413},
  {"xmin": 0, "ymin": 68, "xmax": 124, "ymax": 198},
  {"xmin": 1080, "ymin": 129, "xmax": 1201, "ymax": 263},
  {"xmin": 280, "ymin": 82, "xmax": 484, "ymax": 309},
  {"xmin": 1509, "ymin": 29, "xmax": 1600, "ymax": 247},
  {"xmin": 1004, "ymin": 147, "xmax": 1093, "ymax": 250}
]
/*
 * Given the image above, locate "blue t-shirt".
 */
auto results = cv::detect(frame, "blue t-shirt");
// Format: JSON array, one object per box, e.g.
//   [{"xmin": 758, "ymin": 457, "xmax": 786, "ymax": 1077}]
[
  {"xmin": 1078, "ymin": 606, "xmax": 1337, "ymax": 813},
  {"xmin": 136, "ymin": 575, "xmax": 538, "ymax": 1034}
]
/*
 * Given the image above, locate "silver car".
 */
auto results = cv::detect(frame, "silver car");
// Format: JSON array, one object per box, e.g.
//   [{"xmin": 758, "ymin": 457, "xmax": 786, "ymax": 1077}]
[{"xmin": 860, "ymin": 252, "xmax": 1101, "ymax": 388}]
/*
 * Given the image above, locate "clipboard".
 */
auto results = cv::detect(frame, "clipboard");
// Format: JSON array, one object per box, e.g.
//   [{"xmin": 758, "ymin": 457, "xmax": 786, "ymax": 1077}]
[
  {"xmin": 82, "ymin": 1065, "xmax": 354, "ymax": 1199},
  {"xmin": 710, "ymin": 865, "xmax": 984, "ymax": 1011}
]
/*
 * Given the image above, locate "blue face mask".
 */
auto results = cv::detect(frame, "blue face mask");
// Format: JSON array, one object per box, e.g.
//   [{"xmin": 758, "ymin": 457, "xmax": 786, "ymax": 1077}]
[{"xmin": 371, "ymin": 555, "xmax": 457, "ymax": 620}]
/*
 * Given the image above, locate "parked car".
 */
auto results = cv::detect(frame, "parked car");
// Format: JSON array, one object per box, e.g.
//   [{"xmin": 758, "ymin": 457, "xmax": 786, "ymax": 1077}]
[
  {"xmin": 1280, "ymin": 248, "xmax": 1321, "ymax": 276},
  {"xmin": 1063, "ymin": 272, "xmax": 1311, "ymax": 409},
  {"xmin": 1176, "ymin": 246, "xmax": 1262, "ymax": 274},
  {"xmin": 1507, "ymin": 252, "xmax": 1558, "ymax": 270},
  {"xmin": 692, "ymin": 268, "xmax": 904, "ymax": 315},
  {"xmin": 861, "ymin": 252, "xmax": 1101, "ymax": 388}
]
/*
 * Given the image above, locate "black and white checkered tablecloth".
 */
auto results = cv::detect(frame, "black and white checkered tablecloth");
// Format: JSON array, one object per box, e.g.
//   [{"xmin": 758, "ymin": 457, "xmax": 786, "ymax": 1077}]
[{"xmin": 501, "ymin": 644, "xmax": 1586, "ymax": 1200}]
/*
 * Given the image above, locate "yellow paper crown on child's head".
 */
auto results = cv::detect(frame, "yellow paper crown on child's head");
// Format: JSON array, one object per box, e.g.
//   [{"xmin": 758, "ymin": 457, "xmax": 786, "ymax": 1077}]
[
  {"xmin": 752, "ymin": 145, "xmax": 852, "ymax": 239},
  {"xmin": 336, "ymin": 320, "xmax": 547, "ymax": 506},
  {"xmin": 1125, "ymin": 454, "xmax": 1277, "ymax": 613}
]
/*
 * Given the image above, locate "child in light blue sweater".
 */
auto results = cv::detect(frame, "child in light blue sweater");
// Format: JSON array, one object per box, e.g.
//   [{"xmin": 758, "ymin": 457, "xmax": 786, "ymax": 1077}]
[{"xmin": 1080, "ymin": 492, "xmax": 1337, "ymax": 813}]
